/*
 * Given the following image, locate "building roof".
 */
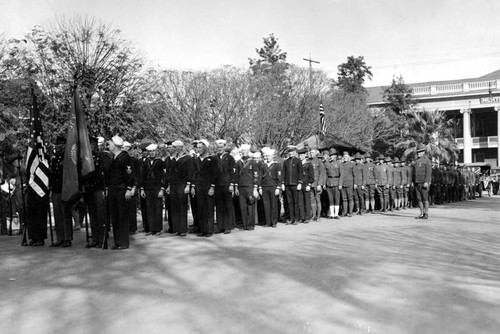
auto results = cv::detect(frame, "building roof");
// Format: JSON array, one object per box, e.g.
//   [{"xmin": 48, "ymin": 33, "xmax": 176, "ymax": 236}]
[{"xmin": 366, "ymin": 69, "xmax": 500, "ymax": 105}]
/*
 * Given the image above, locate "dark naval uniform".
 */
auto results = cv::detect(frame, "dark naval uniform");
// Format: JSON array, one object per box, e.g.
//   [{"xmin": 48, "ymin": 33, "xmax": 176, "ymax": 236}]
[
  {"xmin": 281, "ymin": 156, "xmax": 303, "ymax": 224},
  {"xmin": 300, "ymin": 158, "xmax": 314, "ymax": 222},
  {"xmin": 214, "ymin": 152, "xmax": 236, "ymax": 233},
  {"xmin": 235, "ymin": 157, "xmax": 261, "ymax": 230},
  {"xmin": 260, "ymin": 160, "xmax": 282, "ymax": 227},
  {"xmin": 193, "ymin": 154, "xmax": 218, "ymax": 235},
  {"xmin": 107, "ymin": 150, "xmax": 135, "ymax": 248},
  {"xmin": 139, "ymin": 157, "xmax": 165, "ymax": 234},
  {"xmin": 168, "ymin": 153, "xmax": 194, "ymax": 235},
  {"xmin": 50, "ymin": 149, "xmax": 73, "ymax": 244},
  {"xmin": 82, "ymin": 148, "xmax": 111, "ymax": 247}
]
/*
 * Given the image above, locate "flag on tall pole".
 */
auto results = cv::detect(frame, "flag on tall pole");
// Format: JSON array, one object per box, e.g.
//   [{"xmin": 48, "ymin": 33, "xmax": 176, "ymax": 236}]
[
  {"xmin": 61, "ymin": 87, "xmax": 95, "ymax": 203},
  {"xmin": 26, "ymin": 88, "xmax": 50, "ymax": 197},
  {"xmin": 319, "ymin": 102, "xmax": 326, "ymax": 135}
]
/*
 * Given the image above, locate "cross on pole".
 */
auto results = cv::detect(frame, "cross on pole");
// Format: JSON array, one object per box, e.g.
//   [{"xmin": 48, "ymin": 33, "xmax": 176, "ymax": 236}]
[{"xmin": 303, "ymin": 54, "xmax": 320, "ymax": 91}]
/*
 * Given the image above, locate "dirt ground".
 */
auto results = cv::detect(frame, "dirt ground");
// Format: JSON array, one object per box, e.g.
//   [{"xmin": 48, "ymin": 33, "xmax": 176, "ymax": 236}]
[{"xmin": 1, "ymin": 195, "xmax": 500, "ymax": 334}]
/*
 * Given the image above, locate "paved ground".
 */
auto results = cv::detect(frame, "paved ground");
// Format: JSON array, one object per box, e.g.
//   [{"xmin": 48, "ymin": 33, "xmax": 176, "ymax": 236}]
[{"xmin": 1, "ymin": 194, "xmax": 499, "ymax": 334}]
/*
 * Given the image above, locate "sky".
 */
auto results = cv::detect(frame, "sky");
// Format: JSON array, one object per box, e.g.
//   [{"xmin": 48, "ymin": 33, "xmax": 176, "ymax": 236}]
[{"xmin": 1, "ymin": 0, "xmax": 500, "ymax": 87}]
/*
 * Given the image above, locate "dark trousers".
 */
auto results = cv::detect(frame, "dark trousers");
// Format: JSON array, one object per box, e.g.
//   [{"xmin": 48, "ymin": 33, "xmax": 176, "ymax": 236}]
[
  {"xmin": 238, "ymin": 186, "xmax": 255, "ymax": 229},
  {"xmin": 108, "ymin": 185, "xmax": 129, "ymax": 247},
  {"xmin": 52, "ymin": 192, "xmax": 73, "ymax": 241},
  {"xmin": 262, "ymin": 186, "xmax": 278, "ymax": 226},
  {"xmin": 310, "ymin": 188, "xmax": 322, "ymax": 219},
  {"xmin": 285, "ymin": 185, "xmax": 301, "ymax": 223},
  {"xmin": 145, "ymin": 187, "xmax": 164, "ymax": 233},
  {"xmin": 170, "ymin": 184, "xmax": 188, "ymax": 233},
  {"xmin": 341, "ymin": 187, "xmax": 354, "ymax": 215},
  {"xmin": 140, "ymin": 196, "xmax": 149, "ymax": 232},
  {"xmin": 26, "ymin": 188, "xmax": 49, "ymax": 241},
  {"xmin": 84, "ymin": 190, "xmax": 105, "ymax": 245},
  {"xmin": 353, "ymin": 187, "xmax": 364, "ymax": 212},
  {"xmin": 375, "ymin": 185, "xmax": 388, "ymax": 211},
  {"xmin": 215, "ymin": 186, "xmax": 234, "ymax": 231},
  {"xmin": 190, "ymin": 193, "xmax": 198, "ymax": 230},
  {"xmin": 196, "ymin": 187, "xmax": 215, "ymax": 234},
  {"xmin": 128, "ymin": 195, "xmax": 138, "ymax": 233},
  {"xmin": 300, "ymin": 188, "xmax": 311, "ymax": 220},
  {"xmin": 326, "ymin": 186, "xmax": 341, "ymax": 205}
]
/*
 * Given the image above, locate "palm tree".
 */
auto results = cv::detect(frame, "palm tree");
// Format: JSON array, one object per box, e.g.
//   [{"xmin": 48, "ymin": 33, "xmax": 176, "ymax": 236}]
[{"xmin": 397, "ymin": 109, "xmax": 459, "ymax": 163}]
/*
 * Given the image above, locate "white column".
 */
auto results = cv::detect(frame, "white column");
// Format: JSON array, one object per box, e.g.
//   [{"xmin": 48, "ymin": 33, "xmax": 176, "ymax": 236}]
[
  {"xmin": 496, "ymin": 107, "xmax": 500, "ymax": 166},
  {"xmin": 461, "ymin": 107, "xmax": 472, "ymax": 163}
]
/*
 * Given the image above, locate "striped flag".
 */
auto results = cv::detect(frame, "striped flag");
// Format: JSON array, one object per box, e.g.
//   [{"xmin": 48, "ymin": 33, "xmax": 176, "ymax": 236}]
[
  {"xmin": 319, "ymin": 103, "xmax": 326, "ymax": 134},
  {"xmin": 26, "ymin": 88, "xmax": 50, "ymax": 197}
]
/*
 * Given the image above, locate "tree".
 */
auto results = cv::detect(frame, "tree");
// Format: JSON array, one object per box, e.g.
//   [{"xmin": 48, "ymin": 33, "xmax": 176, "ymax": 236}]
[
  {"xmin": 336, "ymin": 56, "xmax": 372, "ymax": 94},
  {"xmin": 396, "ymin": 109, "xmax": 459, "ymax": 163},
  {"xmin": 249, "ymin": 33, "xmax": 288, "ymax": 76},
  {"xmin": 383, "ymin": 75, "xmax": 416, "ymax": 115}
]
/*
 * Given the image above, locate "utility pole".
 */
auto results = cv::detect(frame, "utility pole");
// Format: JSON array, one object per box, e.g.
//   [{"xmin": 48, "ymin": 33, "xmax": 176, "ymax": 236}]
[{"xmin": 303, "ymin": 54, "xmax": 320, "ymax": 91}]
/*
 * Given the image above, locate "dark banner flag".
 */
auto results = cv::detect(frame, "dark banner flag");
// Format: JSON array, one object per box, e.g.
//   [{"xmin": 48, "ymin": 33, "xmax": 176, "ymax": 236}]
[
  {"xmin": 319, "ymin": 102, "xmax": 326, "ymax": 135},
  {"xmin": 26, "ymin": 88, "xmax": 50, "ymax": 198},
  {"xmin": 61, "ymin": 87, "xmax": 95, "ymax": 203}
]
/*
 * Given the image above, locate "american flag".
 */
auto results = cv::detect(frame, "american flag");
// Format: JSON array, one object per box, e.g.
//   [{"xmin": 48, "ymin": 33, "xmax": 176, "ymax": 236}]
[
  {"xmin": 319, "ymin": 103, "xmax": 326, "ymax": 134},
  {"xmin": 26, "ymin": 88, "xmax": 50, "ymax": 197}
]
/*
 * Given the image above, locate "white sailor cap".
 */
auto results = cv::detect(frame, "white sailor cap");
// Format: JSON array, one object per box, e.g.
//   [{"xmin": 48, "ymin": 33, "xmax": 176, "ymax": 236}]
[
  {"xmin": 240, "ymin": 144, "xmax": 251, "ymax": 151},
  {"xmin": 253, "ymin": 151, "xmax": 262, "ymax": 158},
  {"xmin": 123, "ymin": 141, "xmax": 132, "ymax": 148},
  {"xmin": 97, "ymin": 136, "xmax": 105, "ymax": 145},
  {"xmin": 198, "ymin": 139, "xmax": 210, "ymax": 148},
  {"xmin": 172, "ymin": 140, "xmax": 184, "ymax": 147},
  {"xmin": 146, "ymin": 143, "xmax": 158, "ymax": 151},
  {"xmin": 215, "ymin": 139, "xmax": 227, "ymax": 146},
  {"xmin": 108, "ymin": 135, "xmax": 123, "ymax": 147}
]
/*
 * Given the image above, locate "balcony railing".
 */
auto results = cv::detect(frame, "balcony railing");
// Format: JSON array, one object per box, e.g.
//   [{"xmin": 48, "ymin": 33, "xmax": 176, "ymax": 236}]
[
  {"xmin": 412, "ymin": 80, "xmax": 499, "ymax": 96},
  {"xmin": 455, "ymin": 136, "xmax": 498, "ymax": 149}
]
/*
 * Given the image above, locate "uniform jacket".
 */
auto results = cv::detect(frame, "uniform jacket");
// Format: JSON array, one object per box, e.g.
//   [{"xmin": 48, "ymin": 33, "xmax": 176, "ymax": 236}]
[
  {"xmin": 414, "ymin": 156, "xmax": 432, "ymax": 184},
  {"xmin": 282, "ymin": 157, "xmax": 303, "ymax": 186},
  {"xmin": 235, "ymin": 157, "xmax": 261, "ymax": 187},
  {"xmin": 341, "ymin": 161, "xmax": 355, "ymax": 187},
  {"xmin": 374, "ymin": 164, "xmax": 388, "ymax": 185},
  {"xmin": 108, "ymin": 151, "xmax": 135, "ymax": 189},
  {"xmin": 301, "ymin": 160, "xmax": 315, "ymax": 187},
  {"xmin": 364, "ymin": 162, "xmax": 376, "ymax": 185},
  {"xmin": 213, "ymin": 152, "xmax": 236, "ymax": 186},
  {"xmin": 325, "ymin": 160, "xmax": 343, "ymax": 187},
  {"xmin": 261, "ymin": 161, "xmax": 282, "ymax": 188},
  {"xmin": 168, "ymin": 154, "xmax": 194, "ymax": 186},
  {"xmin": 193, "ymin": 155, "xmax": 218, "ymax": 189},
  {"xmin": 393, "ymin": 166, "xmax": 402, "ymax": 187},
  {"xmin": 310, "ymin": 157, "xmax": 326, "ymax": 187},
  {"xmin": 50, "ymin": 150, "xmax": 64, "ymax": 193},
  {"xmin": 140, "ymin": 157, "xmax": 165, "ymax": 189}
]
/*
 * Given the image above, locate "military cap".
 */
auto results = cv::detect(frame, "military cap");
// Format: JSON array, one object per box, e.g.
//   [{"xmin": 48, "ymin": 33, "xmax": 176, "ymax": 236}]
[
  {"xmin": 250, "ymin": 144, "xmax": 259, "ymax": 153},
  {"xmin": 97, "ymin": 136, "xmax": 105, "ymax": 145},
  {"xmin": 123, "ymin": 141, "xmax": 132, "ymax": 148},
  {"xmin": 416, "ymin": 143, "xmax": 426, "ymax": 152},
  {"xmin": 297, "ymin": 147, "xmax": 307, "ymax": 154},
  {"xmin": 393, "ymin": 157, "xmax": 400, "ymax": 163},
  {"xmin": 384, "ymin": 156, "xmax": 392, "ymax": 162},
  {"xmin": 353, "ymin": 152, "xmax": 362, "ymax": 160},
  {"xmin": 377, "ymin": 154, "xmax": 385, "ymax": 160},
  {"xmin": 286, "ymin": 145, "xmax": 297, "ymax": 152},
  {"xmin": 240, "ymin": 144, "xmax": 251, "ymax": 151},
  {"xmin": 329, "ymin": 147, "xmax": 338, "ymax": 156}
]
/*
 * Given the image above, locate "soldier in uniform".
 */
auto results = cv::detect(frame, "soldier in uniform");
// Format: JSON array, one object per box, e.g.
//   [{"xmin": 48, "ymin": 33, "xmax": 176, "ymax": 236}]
[
  {"xmin": 137, "ymin": 142, "xmax": 151, "ymax": 233},
  {"xmin": 106, "ymin": 135, "xmax": 135, "ymax": 249},
  {"xmin": 298, "ymin": 147, "xmax": 313, "ymax": 223},
  {"xmin": 260, "ymin": 147, "xmax": 282, "ymax": 228},
  {"xmin": 281, "ymin": 146, "xmax": 303, "ymax": 225},
  {"xmin": 167, "ymin": 140, "xmax": 194, "ymax": 237},
  {"xmin": 235, "ymin": 144, "xmax": 260, "ymax": 230},
  {"xmin": 324, "ymin": 148, "xmax": 343, "ymax": 219},
  {"xmin": 49, "ymin": 136, "xmax": 73, "ymax": 247},
  {"xmin": 213, "ymin": 139, "xmax": 236, "ymax": 234},
  {"xmin": 123, "ymin": 141, "xmax": 140, "ymax": 234},
  {"xmin": 139, "ymin": 144, "xmax": 165, "ymax": 236},
  {"xmin": 340, "ymin": 151, "xmax": 354, "ymax": 217},
  {"xmin": 309, "ymin": 149, "xmax": 326, "ymax": 221},
  {"xmin": 374, "ymin": 155, "xmax": 389, "ymax": 212},
  {"xmin": 414, "ymin": 144, "xmax": 432, "ymax": 219},
  {"xmin": 385, "ymin": 157, "xmax": 394, "ymax": 211},
  {"xmin": 392, "ymin": 157, "xmax": 403, "ymax": 210},
  {"xmin": 364, "ymin": 154, "xmax": 376, "ymax": 213},
  {"xmin": 319, "ymin": 148, "xmax": 330, "ymax": 218},
  {"xmin": 82, "ymin": 136, "xmax": 111, "ymax": 248},
  {"xmin": 192, "ymin": 139, "xmax": 217, "ymax": 237},
  {"xmin": 353, "ymin": 153, "xmax": 365, "ymax": 215}
]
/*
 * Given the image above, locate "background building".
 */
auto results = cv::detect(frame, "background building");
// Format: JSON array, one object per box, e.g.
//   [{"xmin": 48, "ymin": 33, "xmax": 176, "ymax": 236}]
[{"xmin": 367, "ymin": 70, "xmax": 500, "ymax": 166}]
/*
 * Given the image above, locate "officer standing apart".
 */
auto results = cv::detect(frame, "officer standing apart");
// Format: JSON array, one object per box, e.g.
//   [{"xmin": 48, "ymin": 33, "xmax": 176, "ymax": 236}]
[
  {"xmin": 106, "ymin": 135, "xmax": 135, "ymax": 249},
  {"xmin": 414, "ymin": 144, "xmax": 432, "ymax": 220}
]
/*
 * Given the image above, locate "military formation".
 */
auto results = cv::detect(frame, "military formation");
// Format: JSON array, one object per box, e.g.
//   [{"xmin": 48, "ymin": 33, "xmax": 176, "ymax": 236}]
[{"xmin": 0, "ymin": 137, "xmax": 489, "ymax": 249}]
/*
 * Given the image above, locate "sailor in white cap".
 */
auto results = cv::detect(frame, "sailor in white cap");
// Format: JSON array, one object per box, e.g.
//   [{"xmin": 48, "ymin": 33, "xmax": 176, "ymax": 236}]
[
  {"xmin": 192, "ymin": 139, "xmax": 217, "ymax": 237},
  {"xmin": 260, "ymin": 147, "xmax": 281, "ymax": 227},
  {"xmin": 213, "ymin": 139, "xmax": 236, "ymax": 234},
  {"xmin": 167, "ymin": 139, "xmax": 193, "ymax": 236},
  {"xmin": 234, "ymin": 143, "xmax": 260, "ymax": 231},
  {"xmin": 139, "ymin": 143, "xmax": 165, "ymax": 236},
  {"xmin": 106, "ymin": 135, "xmax": 135, "ymax": 249}
]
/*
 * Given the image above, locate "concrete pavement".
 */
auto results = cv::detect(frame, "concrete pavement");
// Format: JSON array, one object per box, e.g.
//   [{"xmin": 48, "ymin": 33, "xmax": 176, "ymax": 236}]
[{"xmin": 1, "ymin": 194, "xmax": 499, "ymax": 334}]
